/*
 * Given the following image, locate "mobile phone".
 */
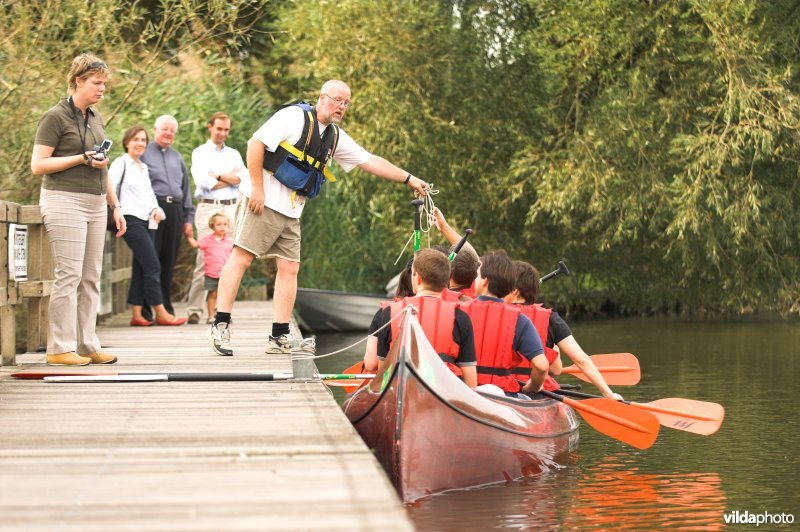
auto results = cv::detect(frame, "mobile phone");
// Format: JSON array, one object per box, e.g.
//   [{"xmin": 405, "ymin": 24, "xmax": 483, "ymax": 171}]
[{"xmin": 99, "ymin": 139, "xmax": 113, "ymax": 152}]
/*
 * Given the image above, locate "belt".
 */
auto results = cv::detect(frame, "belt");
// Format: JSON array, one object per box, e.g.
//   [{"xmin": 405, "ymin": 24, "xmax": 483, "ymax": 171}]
[
  {"xmin": 199, "ymin": 198, "xmax": 237, "ymax": 205},
  {"xmin": 157, "ymin": 195, "xmax": 181, "ymax": 204}
]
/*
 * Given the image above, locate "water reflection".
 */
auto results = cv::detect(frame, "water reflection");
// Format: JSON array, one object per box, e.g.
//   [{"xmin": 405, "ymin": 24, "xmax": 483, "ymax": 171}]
[{"xmin": 408, "ymin": 457, "xmax": 725, "ymax": 530}]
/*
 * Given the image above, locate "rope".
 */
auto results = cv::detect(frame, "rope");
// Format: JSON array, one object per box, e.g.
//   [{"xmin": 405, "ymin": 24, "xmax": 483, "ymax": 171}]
[
  {"xmin": 291, "ymin": 305, "xmax": 410, "ymax": 361},
  {"xmin": 392, "ymin": 185, "xmax": 441, "ymax": 266}
]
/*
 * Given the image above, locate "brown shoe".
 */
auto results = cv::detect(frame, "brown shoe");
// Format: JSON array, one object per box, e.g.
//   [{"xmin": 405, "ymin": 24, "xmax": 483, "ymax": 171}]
[
  {"xmin": 187, "ymin": 312, "xmax": 200, "ymax": 324},
  {"xmin": 83, "ymin": 351, "xmax": 118, "ymax": 364},
  {"xmin": 47, "ymin": 352, "xmax": 92, "ymax": 366}
]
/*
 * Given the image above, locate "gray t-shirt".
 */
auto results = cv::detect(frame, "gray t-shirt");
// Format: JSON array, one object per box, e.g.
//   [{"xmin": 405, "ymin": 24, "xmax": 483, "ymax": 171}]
[{"xmin": 35, "ymin": 98, "xmax": 107, "ymax": 195}]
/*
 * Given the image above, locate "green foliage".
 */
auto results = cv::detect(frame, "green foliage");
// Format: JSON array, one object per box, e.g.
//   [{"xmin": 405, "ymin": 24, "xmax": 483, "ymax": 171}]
[{"xmin": 2, "ymin": 0, "xmax": 799, "ymax": 316}]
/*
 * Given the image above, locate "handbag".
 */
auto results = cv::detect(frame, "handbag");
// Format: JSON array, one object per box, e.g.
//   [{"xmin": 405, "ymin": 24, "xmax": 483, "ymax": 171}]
[{"xmin": 106, "ymin": 162, "xmax": 126, "ymax": 232}]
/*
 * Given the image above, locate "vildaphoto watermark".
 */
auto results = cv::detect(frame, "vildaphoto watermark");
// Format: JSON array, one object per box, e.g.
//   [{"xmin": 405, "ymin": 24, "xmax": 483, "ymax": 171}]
[{"xmin": 724, "ymin": 510, "xmax": 795, "ymax": 526}]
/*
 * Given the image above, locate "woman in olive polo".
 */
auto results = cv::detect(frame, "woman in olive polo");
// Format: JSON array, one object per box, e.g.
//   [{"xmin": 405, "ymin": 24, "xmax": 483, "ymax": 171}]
[{"xmin": 31, "ymin": 54, "xmax": 125, "ymax": 366}]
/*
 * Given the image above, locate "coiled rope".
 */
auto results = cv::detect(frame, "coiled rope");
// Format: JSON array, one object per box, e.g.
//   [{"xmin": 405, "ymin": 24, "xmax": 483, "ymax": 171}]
[{"xmin": 393, "ymin": 185, "xmax": 440, "ymax": 266}]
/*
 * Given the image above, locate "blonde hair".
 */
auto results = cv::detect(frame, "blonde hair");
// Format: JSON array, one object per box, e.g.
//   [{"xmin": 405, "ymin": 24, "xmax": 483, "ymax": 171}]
[
  {"xmin": 208, "ymin": 212, "xmax": 229, "ymax": 229},
  {"xmin": 67, "ymin": 53, "xmax": 110, "ymax": 93}
]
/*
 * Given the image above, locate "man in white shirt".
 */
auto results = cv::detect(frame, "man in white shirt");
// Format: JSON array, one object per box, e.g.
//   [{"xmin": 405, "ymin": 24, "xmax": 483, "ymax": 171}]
[
  {"xmin": 186, "ymin": 112, "xmax": 245, "ymax": 324},
  {"xmin": 207, "ymin": 79, "xmax": 429, "ymax": 356}
]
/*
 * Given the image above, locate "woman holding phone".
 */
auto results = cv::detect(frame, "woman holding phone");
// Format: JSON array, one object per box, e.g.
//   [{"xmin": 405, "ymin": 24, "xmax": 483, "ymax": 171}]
[{"xmin": 31, "ymin": 53, "xmax": 125, "ymax": 366}]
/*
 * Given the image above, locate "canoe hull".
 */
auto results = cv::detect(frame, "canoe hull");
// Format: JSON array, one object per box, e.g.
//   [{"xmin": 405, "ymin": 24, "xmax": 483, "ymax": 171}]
[
  {"xmin": 344, "ymin": 310, "xmax": 580, "ymax": 502},
  {"xmin": 294, "ymin": 288, "xmax": 384, "ymax": 332}
]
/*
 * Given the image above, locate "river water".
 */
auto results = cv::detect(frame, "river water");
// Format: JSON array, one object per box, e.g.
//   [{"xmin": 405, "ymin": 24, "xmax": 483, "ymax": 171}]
[{"xmin": 314, "ymin": 317, "xmax": 800, "ymax": 530}]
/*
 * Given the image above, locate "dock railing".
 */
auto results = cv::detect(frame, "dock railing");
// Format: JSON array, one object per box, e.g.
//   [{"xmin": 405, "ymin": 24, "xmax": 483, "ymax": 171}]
[{"xmin": 0, "ymin": 200, "xmax": 131, "ymax": 366}]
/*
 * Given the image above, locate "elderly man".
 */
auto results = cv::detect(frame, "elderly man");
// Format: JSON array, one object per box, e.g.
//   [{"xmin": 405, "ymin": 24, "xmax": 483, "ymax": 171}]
[
  {"xmin": 185, "ymin": 112, "xmax": 245, "ymax": 324},
  {"xmin": 140, "ymin": 115, "xmax": 194, "ymax": 321},
  {"xmin": 207, "ymin": 79, "xmax": 428, "ymax": 356}
]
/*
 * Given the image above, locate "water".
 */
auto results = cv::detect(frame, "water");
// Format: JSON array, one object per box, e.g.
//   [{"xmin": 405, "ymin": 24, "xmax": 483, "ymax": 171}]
[{"xmin": 314, "ymin": 317, "xmax": 800, "ymax": 529}]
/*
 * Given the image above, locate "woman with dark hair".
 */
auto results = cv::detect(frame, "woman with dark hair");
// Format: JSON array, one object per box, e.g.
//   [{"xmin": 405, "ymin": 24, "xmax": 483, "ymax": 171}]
[
  {"xmin": 31, "ymin": 53, "xmax": 124, "ymax": 366},
  {"xmin": 109, "ymin": 126, "xmax": 186, "ymax": 327}
]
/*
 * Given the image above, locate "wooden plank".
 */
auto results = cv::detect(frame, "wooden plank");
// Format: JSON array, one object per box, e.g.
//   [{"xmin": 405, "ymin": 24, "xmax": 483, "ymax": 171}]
[
  {"xmin": 0, "ymin": 301, "xmax": 411, "ymax": 529},
  {"xmin": 19, "ymin": 280, "xmax": 53, "ymax": 298},
  {"xmin": 1, "ymin": 304, "xmax": 15, "ymax": 366}
]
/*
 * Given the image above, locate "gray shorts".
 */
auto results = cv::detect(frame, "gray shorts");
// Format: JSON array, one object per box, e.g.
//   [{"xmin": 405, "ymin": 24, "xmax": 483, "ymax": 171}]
[
  {"xmin": 204, "ymin": 275, "xmax": 219, "ymax": 291},
  {"xmin": 233, "ymin": 201, "xmax": 301, "ymax": 262}
]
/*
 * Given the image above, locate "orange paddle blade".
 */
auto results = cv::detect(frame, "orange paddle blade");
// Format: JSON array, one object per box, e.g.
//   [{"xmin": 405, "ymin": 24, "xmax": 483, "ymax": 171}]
[
  {"xmin": 555, "ymin": 393, "xmax": 659, "ymax": 449},
  {"xmin": 634, "ymin": 398, "xmax": 725, "ymax": 435},
  {"xmin": 562, "ymin": 353, "xmax": 641, "ymax": 385},
  {"xmin": 338, "ymin": 362, "xmax": 368, "ymax": 394}
]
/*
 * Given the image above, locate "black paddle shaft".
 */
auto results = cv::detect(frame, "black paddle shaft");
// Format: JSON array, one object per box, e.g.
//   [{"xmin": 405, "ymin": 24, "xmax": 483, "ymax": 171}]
[
  {"xmin": 540, "ymin": 260, "xmax": 570, "ymax": 283},
  {"xmin": 411, "ymin": 199, "xmax": 424, "ymax": 231}
]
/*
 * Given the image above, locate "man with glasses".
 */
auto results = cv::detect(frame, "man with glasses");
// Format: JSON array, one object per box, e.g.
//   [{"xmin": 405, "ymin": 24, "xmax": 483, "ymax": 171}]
[
  {"xmin": 141, "ymin": 115, "xmax": 194, "ymax": 322},
  {"xmin": 207, "ymin": 79, "xmax": 429, "ymax": 356}
]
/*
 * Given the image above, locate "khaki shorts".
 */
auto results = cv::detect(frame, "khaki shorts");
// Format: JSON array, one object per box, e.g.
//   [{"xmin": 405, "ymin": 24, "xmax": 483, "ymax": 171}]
[{"xmin": 233, "ymin": 202, "xmax": 301, "ymax": 261}]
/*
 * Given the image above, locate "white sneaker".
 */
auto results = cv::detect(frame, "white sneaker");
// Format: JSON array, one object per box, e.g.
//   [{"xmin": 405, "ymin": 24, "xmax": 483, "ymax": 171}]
[
  {"xmin": 207, "ymin": 322, "xmax": 233, "ymax": 356},
  {"xmin": 266, "ymin": 333, "xmax": 293, "ymax": 354}
]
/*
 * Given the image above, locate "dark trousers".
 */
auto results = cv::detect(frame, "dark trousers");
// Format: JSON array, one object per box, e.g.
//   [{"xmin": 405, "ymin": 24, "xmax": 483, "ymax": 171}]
[
  {"xmin": 152, "ymin": 200, "xmax": 184, "ymax": 315},
  {"xmin": 122, "ymin": 216, "xmax": 162, "ymax": 306}
]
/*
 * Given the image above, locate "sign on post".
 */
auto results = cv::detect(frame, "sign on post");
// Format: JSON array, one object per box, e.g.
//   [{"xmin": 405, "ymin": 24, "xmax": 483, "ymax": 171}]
[{"xmin": 7, "ymin": 223, "xmax": 28, "ymax": 282}]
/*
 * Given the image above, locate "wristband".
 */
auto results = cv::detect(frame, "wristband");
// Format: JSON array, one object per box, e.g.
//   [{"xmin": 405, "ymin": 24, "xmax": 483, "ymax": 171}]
[
  {"xmin": 403, "ymin": 173, "xmax": 412, "ymax": 185},
  {"xmin": 113, "ymin": 204, "xmax": 122, "ymax": 210}
]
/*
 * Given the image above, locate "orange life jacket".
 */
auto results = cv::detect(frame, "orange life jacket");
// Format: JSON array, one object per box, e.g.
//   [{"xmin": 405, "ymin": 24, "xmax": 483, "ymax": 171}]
[
  {"xmin": 460, "ymin": 299, "xmax": 523, "ymax": 393},
  {"xmin": 389, "ymin": 296, "xmax": 461, "ymax": 375},
  {"xmin": 511, "ymin": 304, "xmax": 561, "ymax": 391}
]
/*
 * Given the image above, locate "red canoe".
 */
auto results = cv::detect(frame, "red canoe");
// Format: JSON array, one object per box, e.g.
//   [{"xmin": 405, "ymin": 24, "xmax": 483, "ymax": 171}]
[{"xmin": 343, "ymin": 310, "xmax": 580, "ymax": 502}]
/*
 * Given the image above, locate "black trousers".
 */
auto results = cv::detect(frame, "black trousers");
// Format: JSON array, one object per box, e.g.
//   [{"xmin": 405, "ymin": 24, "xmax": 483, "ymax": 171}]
[
  {"xmin": 122, "ymin": 216, "xmax": 162, "ymax": 306},
  {"xmin": 150, "ymin": 200, "xmax": 184, "ymax": 315}
]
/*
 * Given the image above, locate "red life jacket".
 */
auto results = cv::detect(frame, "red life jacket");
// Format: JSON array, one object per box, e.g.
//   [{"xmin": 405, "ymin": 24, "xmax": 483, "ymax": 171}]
[
  {"xmin": 389, "ymin": 296, "xmax": 462, "ymax": 375},
  {"xmin": 458, "ymin": 282, "xmax": 476, "ymax": 299},
  {"xmin": 441, "ymin": 288, "xmax": 462, "ymax": 302},
  {"xmin": 512, "ymin": 304, "xmax": 561, "ymax": 391},
  {"xmin": 460, "ymin": 299, "xmax": 523, "ymax": 393}
]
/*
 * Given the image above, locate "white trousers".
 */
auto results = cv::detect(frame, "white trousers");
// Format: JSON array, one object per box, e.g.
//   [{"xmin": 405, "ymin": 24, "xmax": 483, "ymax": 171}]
[{"xmin": 39, "ymin": 189, "xmax": 106, "ymax": 354}]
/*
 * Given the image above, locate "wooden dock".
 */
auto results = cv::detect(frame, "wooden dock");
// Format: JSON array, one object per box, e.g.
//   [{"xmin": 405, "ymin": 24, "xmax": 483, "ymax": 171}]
[{"xmin": 0, "ymin": 301, "xmax": 413, "ymax": 531}]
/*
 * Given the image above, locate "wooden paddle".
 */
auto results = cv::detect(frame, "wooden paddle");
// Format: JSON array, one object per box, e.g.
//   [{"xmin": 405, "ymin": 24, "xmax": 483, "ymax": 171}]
[
  {"xmin": 13, "ymin": 371, "xmax": 374, "ymax": 382},
  {"xmin": 555, "ymin": 389, "xmax": 725, "ymax": 435},
  {"xmin": 561, "ymin": 353, "xmax": 641, "ymax": 385},
  {"xmin": 541, "ymin": 389, "xmax": 660, "ymax": 449}
]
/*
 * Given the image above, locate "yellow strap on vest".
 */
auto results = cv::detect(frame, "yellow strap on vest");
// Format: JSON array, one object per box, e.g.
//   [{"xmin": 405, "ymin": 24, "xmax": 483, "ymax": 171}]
[{"xmin": 278, "ymin": 141, "xmax": 337, "ymax": 183}]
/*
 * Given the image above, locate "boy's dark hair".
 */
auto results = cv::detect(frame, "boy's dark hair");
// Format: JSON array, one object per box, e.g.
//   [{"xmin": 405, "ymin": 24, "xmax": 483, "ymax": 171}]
[
  {"xmin": 395, "ymin": 259, "xmax": 415, "ymax": 298},
  {"xmin": 512, "ymin": 260, "xmax": 540, "ymax": 304},
  {"xmin": 450, "ymin": 244, "xmax": 480, "ymax": 288},
  {"xmin": 412, "ymin": 248, "xmax": 451, "ymax": 292},
  {"xmin": 431, "ymin": 244, "xmax": 449, "ymax": 255},
  {"xmin": 479, "ymin": 250, "xmax": 515, "ymax": 298}
]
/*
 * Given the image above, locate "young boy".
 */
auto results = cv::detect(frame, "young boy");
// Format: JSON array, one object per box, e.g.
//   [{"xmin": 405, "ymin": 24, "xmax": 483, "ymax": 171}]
[
  {"xmin": 507, "ymin": 260, "xmax": 623, "ymax": 400},
  {"xmin": 188, "ymin": 213, "xmax": 233, "ymax": 326},
  {"xmin": 466, "ymin": 251, "xmax": 549, "ymax": 397},
  {"xmin": 364, "ymin": 248, "xmax": 478, "ymax": 388}
]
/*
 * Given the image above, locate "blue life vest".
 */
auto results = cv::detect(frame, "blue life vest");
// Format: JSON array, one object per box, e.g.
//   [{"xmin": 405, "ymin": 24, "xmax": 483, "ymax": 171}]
[{"xmin": 262, "ymin": 102, "xmax": 340, "ymax": 200}]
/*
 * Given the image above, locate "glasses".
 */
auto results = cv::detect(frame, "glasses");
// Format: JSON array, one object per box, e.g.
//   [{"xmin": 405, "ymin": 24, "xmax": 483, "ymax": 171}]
[
  {"xmin": 80, "ymin": 61, "xmax": 108, "ymax": 76},
  {"xmin": 322, "ymin": 93, "xmax": 351, "ymax": 109}
]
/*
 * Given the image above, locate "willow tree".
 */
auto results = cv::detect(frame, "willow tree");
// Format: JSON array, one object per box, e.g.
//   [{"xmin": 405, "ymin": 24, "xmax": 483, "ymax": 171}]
[
  {"xmin": 0, "ymin": 0, "xmax": 271, "ymax": 202},
  {"xmin": 506, "ymin": 0, "xmax": 800, "ymax": 314}
]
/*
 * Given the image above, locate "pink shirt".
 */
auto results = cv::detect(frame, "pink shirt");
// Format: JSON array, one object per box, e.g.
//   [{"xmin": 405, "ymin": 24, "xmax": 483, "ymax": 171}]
[{"xmin": 198, "ymin": 234, "xmax": 233, "ymax": 279}]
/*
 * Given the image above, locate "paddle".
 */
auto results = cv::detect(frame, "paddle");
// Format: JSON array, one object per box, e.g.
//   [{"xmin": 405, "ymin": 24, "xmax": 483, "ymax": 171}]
[
  {"xmin": 540, "ymin": 389, "xmax": 659, "ymax": 449},
  {"xmin": 555, "ymin": 389, "xmax": 725, "ymax": 435},
  {"xmin": 448, "ymin": 228, "xmax": 473, "ymax": 261},
  {"xmin": 539, "ymin": 260, "xmax": 570, "ymax": 283},
  {"xmin": 411, "ymin": 198, "xmax": 424, "ymax": 252},
  {"xmin": 13, "ymin": 371, "xmax": 374, "ymax": 382},
  {"xmin": 561, "ymin": 353, "xmax": 641, "ymax": 385},
  {"xmin": 338, "ymin": 361, "xmax": 370, "ymax": 394}
]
